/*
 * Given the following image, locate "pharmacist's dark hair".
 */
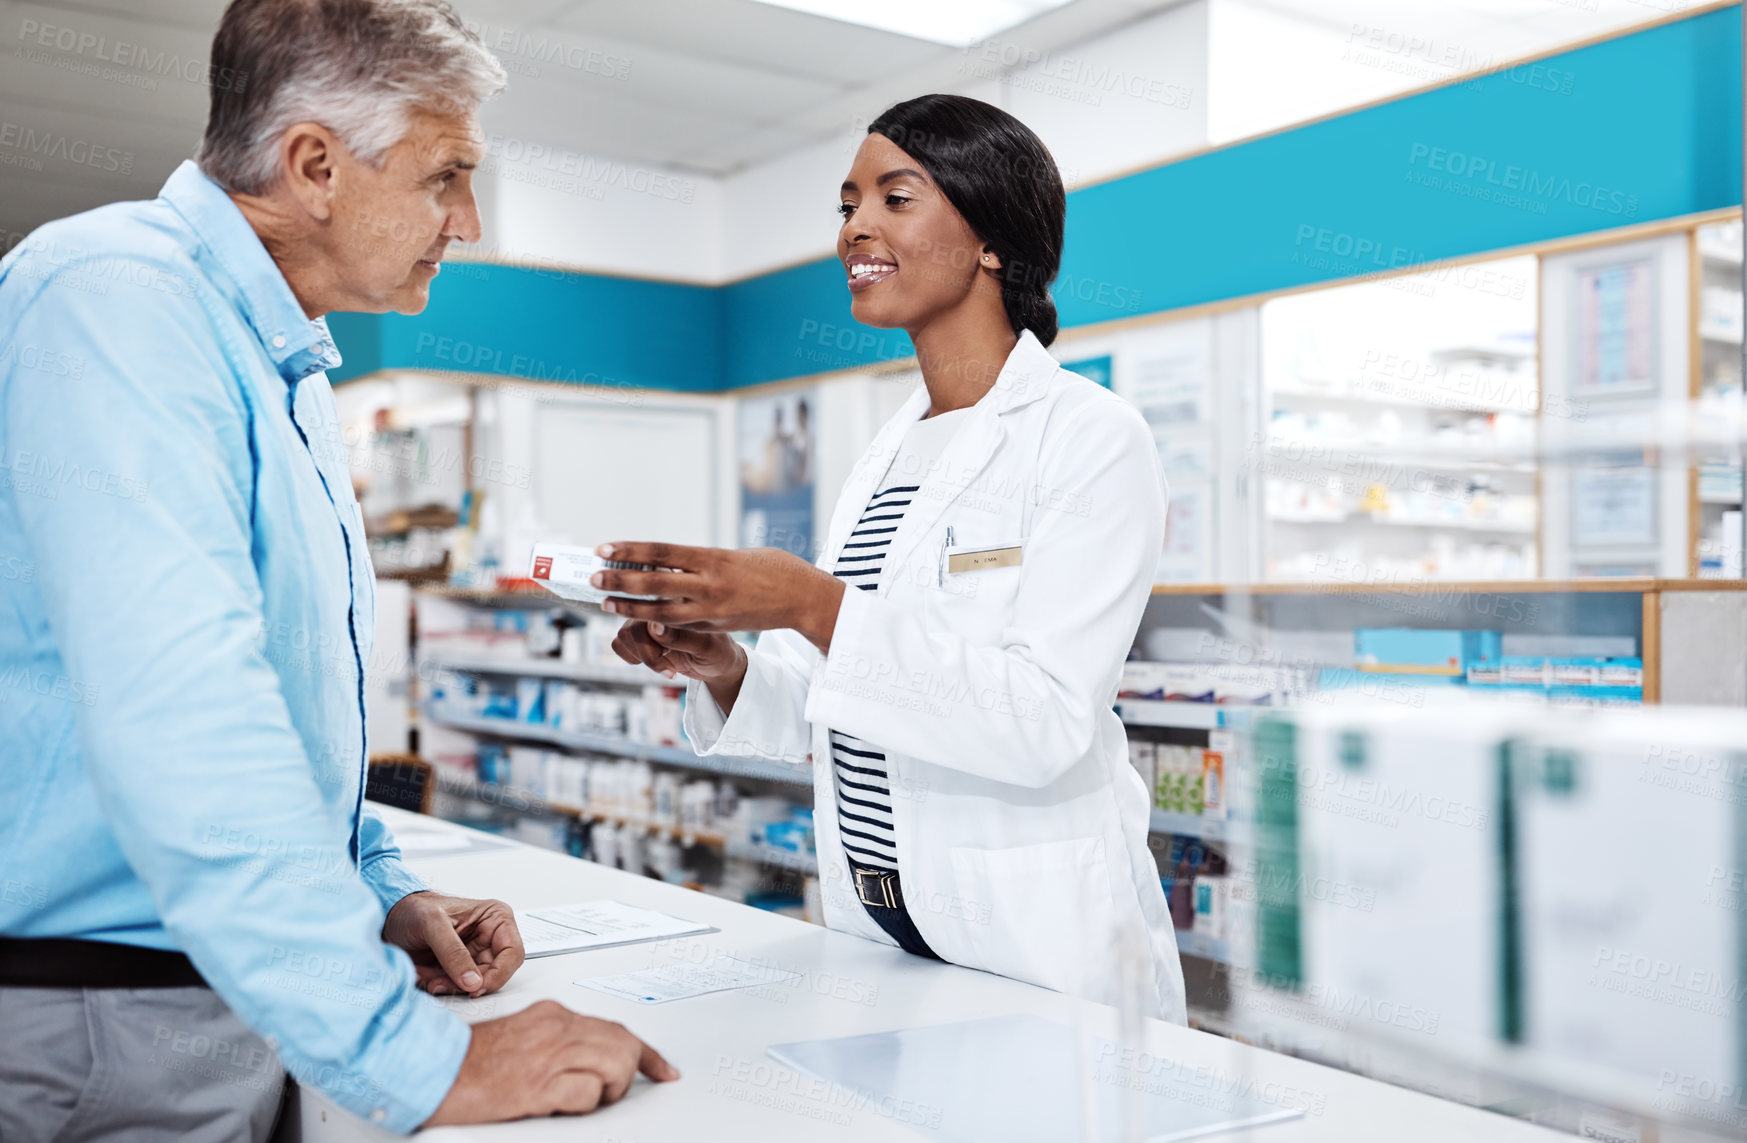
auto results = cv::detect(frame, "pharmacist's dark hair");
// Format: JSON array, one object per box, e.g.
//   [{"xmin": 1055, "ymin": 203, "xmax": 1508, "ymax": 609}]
[{"xmin": 868, "ymin": 94, "xmax": 1065, "ymax": 346}]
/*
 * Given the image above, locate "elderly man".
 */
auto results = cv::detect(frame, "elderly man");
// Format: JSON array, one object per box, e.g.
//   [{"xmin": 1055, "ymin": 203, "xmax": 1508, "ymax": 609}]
[{"xmin": 0, "ymin": 0, "xmax": 674, "ymax": 1137}]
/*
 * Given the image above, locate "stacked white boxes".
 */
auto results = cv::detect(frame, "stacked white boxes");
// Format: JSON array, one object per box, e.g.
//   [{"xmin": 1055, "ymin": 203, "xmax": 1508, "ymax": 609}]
[
  {"xmin": 1285, "ymin": 698, "xmax": 1523, "ymax": 1054},
  {"xmin": 1512, "ymin": 707, "xmax": 1747, "ymax": 1128}
]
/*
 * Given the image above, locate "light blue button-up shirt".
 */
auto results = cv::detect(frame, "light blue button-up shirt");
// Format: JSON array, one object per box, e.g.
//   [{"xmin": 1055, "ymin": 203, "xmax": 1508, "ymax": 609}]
[{"xmin": 0, "ymin": 161, "xmax": 469, "ymax": 1131}]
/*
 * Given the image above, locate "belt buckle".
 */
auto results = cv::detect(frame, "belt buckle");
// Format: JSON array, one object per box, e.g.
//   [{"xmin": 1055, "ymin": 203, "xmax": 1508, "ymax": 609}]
[{"xmin": 854, "ymin": 868, "xmax": 896, "ymax": 908}]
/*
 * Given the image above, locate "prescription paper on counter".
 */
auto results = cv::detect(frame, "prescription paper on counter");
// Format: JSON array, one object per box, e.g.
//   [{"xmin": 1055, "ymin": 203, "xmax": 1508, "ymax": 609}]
[
  {"xmin": 768, "ymin": 1014, "xmax": 1302, "ymax": 1143},
  {"xmin": 577, "ymin": 955, "xmax": 800, "ymax": 1004},
  {"xmin": 519, "ymin": 900, "xmax": 713, "ymax": 959},
  {"xmin": 391, "ymin": 826, "xmax": 513, "ymax": 858}
]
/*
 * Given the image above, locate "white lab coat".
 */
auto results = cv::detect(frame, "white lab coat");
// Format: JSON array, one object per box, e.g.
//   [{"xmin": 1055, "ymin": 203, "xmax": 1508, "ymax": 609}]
[{"xmin": 685, "ymin": 330, "xmax": 1185, "ymax": 1022}]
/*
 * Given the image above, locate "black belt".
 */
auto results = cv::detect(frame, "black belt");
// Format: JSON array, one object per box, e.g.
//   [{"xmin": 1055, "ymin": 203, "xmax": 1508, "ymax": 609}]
[
  {"xmin": 853, "ymin": 865, "xmax": 901, "ymax": 909},
  {"xmin": 844, "ymin": 859, "xmax": 942, "ymax": 961},
  {"xmin": 0, "ymin": 937, "xmax": 208, "ymax": 989}
]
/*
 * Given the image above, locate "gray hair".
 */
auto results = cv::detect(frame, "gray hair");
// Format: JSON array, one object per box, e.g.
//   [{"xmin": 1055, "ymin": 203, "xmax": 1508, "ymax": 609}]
[{"xmin": 197, "ymin": 0, "xmax": 506, "ymax": 195}]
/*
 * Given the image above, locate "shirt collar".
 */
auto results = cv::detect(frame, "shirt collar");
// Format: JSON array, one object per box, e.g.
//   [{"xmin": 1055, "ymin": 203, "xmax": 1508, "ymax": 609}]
[{"xmin": 159, "ymin": 160, "xmax": 341, "ymax": 386}]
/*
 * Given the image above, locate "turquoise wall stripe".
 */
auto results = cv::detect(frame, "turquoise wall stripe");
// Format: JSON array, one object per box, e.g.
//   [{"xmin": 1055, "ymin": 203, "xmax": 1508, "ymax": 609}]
[
  {"xmin": 718, "ymin": 257, "xmax": 915, "ymax": 387},
  {"xmin": 330, "ymin": 263, "xmax": 720, "ymax": 386},
  {"xmin": 1050, "ymin": 5, "xmax": 1741, "ymax": 329},
  {"xmin": 332, "ymin": 7, "xmax": 1742, "ymax": 391}
]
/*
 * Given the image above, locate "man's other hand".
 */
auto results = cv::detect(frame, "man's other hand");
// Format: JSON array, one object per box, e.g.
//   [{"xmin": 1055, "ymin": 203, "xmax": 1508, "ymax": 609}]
[
  {"xmin": 382, "ymin": 891, "xmax": 524, "ymax": 998},
  {"xmin": 424, "ymin": 1000, "xmax": 679, "ymax": 1125}
]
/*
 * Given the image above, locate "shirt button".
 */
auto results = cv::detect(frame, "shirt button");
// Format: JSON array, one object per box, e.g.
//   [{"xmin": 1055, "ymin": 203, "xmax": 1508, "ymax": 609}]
[
  {"xmin": 371, "ymin": 1108, "xmax": 386, "ymax": 1123},
  {"xmin": 272, "ymin": 334, "xmax": 287, "ymax": 349}
]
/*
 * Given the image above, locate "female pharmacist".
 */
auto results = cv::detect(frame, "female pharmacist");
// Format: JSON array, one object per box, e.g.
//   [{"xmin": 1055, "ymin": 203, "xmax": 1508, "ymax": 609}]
[{"xmin": 597, "ymin": 94, "xmax": 1184, "ymax": 1022}]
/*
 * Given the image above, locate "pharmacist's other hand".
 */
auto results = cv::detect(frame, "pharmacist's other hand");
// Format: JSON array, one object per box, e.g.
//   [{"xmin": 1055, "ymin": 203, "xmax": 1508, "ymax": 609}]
[
  {"xmin": 612, "ymin": 620, "xmax": 745, "ymax": 684},
  {"xmin": 424, "ymin": 1000, "xmax": 679, "ymax": 1125},
  {"xmin": 382, "ymin": 891, "xmax": 524, "ymax": 998},
  {"xmin": 591, "ymin": 542, "xmax": 844, "ymax": 651}
]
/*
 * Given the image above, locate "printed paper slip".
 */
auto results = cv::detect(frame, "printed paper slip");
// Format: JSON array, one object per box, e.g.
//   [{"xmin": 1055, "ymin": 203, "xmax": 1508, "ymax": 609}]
[
  {"xmin": 392, "ymin": 828, "xmax": 512, "ymax": 858},
  {"xmin": 519, "ymin": 900, "xmax": 714, "ymax": 959},
  {"xmin": 577, "ymin": 956, "xmax": 801, "ymax": 1004}
]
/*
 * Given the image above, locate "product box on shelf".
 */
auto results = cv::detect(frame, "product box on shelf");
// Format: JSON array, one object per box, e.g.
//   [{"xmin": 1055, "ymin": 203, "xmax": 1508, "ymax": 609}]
[
  {"xmin": 1354, "ymin": 628, "xmax": 1502, "ymax": 676},
  {"xmin": 1121, "ymin": 660, "xmax": 1307, "ymax": 706},
  {"xmin": 1513, "ymin": 708, "xmax": 1746, "ymax": 1101},
  {"xmin": 1160, "ymin": 835, "xmax": 1223, "ymax": 933},
  {"xmin": 1193, "ymin": 875, "xmax": 1230, "ymax": 941},
  {"xmin": 1153, "ymin": 745, "xmax": 1208, "ymax": 816},
  {"xmin": 1127, "ymin": 740, "xmax": 1156, "ymax": 792},
  {"xmin": 1465, "ymin": 656, "xmax": 1644, "ymax": 705},
  {"xmin": 1269, "ymin": 698, "xmax": 1528, "ymax": 1052}
]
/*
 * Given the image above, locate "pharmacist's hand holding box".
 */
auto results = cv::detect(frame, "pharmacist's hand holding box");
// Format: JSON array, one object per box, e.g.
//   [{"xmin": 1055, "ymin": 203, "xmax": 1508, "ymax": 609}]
[
  {"xmin": 531, "ymin": 540, "xmax": 846, "ymax": 719},
  {"xmin": 585, "ymin": 541, "xmax": 845, "ymax": 650}
]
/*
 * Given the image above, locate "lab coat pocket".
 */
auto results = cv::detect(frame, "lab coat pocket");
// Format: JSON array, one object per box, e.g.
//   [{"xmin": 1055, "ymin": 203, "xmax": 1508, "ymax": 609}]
[
  {"xmin": 932, "ymin": 538, "xmax": 1024, "ymax": 645},
  {"xmin": 946, "ymin": 836, "xmax": 1116, "ymax": 997}
]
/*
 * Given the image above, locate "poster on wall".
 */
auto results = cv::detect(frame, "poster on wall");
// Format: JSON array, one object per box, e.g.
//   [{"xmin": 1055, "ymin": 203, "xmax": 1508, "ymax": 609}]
[
  {"xmin": 1573, "ymin": 258, "xmax": 1656, "ymax": 395},
  {"xmin": 1570, "ymin": 462, "xmax": 1657, "ymax": 549},
  {"xmin": 1124, "ymin": 330, "xmax": 1215, "ymax": 581},
  {"xmin": 739, "ymin": 388, "xmax": 815, "ymax": 558}
]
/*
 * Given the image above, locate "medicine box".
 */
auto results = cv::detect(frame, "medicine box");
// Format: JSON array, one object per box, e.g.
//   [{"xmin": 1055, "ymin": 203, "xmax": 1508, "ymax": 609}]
[
  {"xmin": 1286, "ymin": 700, "xmax": 1528, "ymax": 1051},
  {"xmin": 529, "ymin": 542, "xmax": 661, "ymax": 606},
  {"xmin": 1513, "ymin": 709, "xmax": 1744, "ymax": 1100},
  {"xmin": 1354, "ymin": 628, "xmax": 1502, "ymax": 676}
]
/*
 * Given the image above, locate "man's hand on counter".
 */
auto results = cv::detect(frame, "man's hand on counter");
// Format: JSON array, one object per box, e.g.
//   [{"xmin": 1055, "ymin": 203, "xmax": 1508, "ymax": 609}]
[
  {"xmin": 382, "ymin": 891, "xmax": 525, "ymax": 998},
  {"xmin": 424, "ymin": 1000, "xmax": 680, "ymax": 1125}
]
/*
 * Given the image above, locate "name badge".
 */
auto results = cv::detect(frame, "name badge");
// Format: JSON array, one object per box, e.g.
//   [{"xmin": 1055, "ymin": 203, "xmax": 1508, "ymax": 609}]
[{"xmin": 947, "ymin": 544, "xmax": 1023, "ymax": 574}]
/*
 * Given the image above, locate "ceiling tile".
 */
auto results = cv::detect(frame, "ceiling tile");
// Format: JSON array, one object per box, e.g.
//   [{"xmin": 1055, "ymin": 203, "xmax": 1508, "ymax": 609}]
[{"xmin": 549, "ymin": 0, "xmax": 948, "ymax": 85}]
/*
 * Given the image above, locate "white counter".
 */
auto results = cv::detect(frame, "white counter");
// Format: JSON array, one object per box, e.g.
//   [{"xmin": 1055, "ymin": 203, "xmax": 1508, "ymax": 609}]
[{"xmin": 294, "ymin": 806, "xmax": 1563, "ymax": 1142}]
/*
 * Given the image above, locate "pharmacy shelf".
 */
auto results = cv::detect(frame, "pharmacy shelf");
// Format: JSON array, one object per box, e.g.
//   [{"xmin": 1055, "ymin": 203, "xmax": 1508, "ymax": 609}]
[
  {"xmin": 434, "ymin": 769, "xmax": 728, "ymax": 848},
  {"xmin": 1118, "ymin": 699, "xmax": 1236, "ymax": 729},
  {"xmin": 435, "ymin": 771, "xmax": 819, "ymax": 874},
  {"xmin": 1173, "ymin": 929, "xmax": 1232, "ymax": 964},
  {"xmin": 421, "ymin": 652, "xmax": 663, "ymax": 688},
  {"xmin": 1700, "ymin": 240, "xmax": 1743, "ymax": 268},
  {"xmin": 1396, "ymin": 457, "xmax": 1536, "ymax": 476},
  {"xmin": 722, "ymin": 839, "xmax": 819, "ymax": 875},
  {"xmin": 1268, "ymin": 511, "xmax": 1537, "ymax": 534},
  {"xmin": 1149, "ymin": 809, "xmax": 1252, "ymax": 845},
  {"xmin": 1260, "ymin": 447, "xmax": 1535, "ymax": 478},
  {"xmin": 1270, "ymin": 385, "xmax": 1534, "ymax": 416},
  {"xmin": 423, "ymin": 706, "xmax": 812, "ymax": 788}
]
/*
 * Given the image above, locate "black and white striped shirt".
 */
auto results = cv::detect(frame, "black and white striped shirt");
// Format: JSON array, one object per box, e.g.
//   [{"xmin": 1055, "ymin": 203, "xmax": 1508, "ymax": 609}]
[{"xmin": 830, "ymin": 408, "xmax": 969, "ymax": 871}]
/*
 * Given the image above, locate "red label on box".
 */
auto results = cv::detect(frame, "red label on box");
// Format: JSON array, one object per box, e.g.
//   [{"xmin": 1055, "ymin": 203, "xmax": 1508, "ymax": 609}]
[{"xmin": 532, "ymin": 556, "xmax": 552, "ymax": 579}]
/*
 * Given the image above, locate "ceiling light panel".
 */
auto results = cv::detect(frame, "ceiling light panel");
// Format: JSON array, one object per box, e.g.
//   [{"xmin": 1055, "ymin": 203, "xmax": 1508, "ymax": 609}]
[{"xmin": 745, "ymin": 0, "xmax": 1076, "ymax": 48}]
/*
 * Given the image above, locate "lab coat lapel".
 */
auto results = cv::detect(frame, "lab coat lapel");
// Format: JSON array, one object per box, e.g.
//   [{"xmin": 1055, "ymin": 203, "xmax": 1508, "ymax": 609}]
[
  {"xmin": 818, "ymin": 386, "xmax": 930, "ymax": 567},
  {"xmin": 876, "ymin": 332, "xmax": 1056, "ymax": 583},
  {"xmin": 879, "ymin": 410, "xmax": 1004, "ymax": 591}
]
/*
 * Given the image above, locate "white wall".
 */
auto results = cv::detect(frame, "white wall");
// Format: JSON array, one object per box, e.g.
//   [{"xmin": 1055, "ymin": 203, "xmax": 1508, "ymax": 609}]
[
  {"xmin": 468, "ymin": 381, "xmax": 738, "ymax": 573},
  {"xmin": 459, "ymin": 140, "xmax": 724, "ymax": 281},
  {"xmin": 462, "ymin": 5, "xmax": 1214, "ymax": 283},
  {"xmin": 999, "ymin": 1, "xmax": 1208, "ymax": 187},
  {"xmin": 1206, "ymin": 0, "xmax": 1414, "ymax": 145},
  {"xmin": 427, "ymin": 3, "xmax": 1220, "ymax": 563}
]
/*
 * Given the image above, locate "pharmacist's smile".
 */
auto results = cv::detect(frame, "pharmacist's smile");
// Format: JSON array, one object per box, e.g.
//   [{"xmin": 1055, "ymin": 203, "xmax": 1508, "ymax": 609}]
[{"xmin": 845, "ymin": 252, "xmax": 897, "ymax": 292}]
